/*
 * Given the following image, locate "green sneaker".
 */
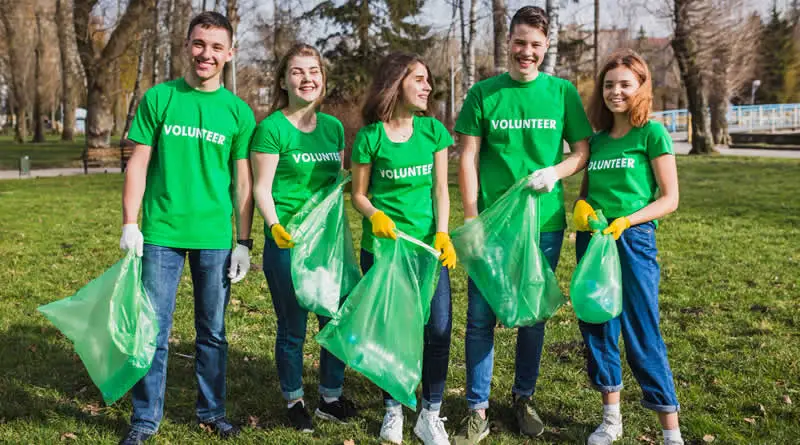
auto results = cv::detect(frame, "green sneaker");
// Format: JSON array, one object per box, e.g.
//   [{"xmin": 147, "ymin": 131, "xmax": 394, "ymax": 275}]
[
  {"xmin": 451, "ymin": 410, "xmax": 490, "ymax": 445},
  {"xmin": 513, "ymin": 395, "xmax": 544, "ymax": 437}
]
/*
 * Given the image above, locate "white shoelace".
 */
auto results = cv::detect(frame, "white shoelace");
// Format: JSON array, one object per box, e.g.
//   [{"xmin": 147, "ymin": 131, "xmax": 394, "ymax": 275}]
[{"xmin": 428, "ymin": 415, "xmax": 449, "ymax": 441}]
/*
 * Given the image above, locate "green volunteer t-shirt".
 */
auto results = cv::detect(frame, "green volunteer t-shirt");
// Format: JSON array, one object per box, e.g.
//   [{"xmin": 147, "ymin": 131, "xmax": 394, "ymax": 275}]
[
  {"xmin": 127, "ymin": 78, "xmax": 256, "ymax": 249},
  {"xmin": 351, "ymin": 116, "xmax": 454, "ymax": 253},
  {"xmin": 586, "ymin": 120, "xmax": 674, "ymax": 222},
  {"xmin": 250, "ymin": 111, "xmax": 344, "ymax": 236},
  {"xmin": 455, "ymin": 72, "xmax": 593, "ymax": 231}
]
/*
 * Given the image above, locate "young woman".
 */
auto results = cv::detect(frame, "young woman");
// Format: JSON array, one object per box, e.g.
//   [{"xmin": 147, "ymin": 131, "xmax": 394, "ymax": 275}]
[
  {"xmin": 573, "ymin": 48, "xmax": 683, "ymax": 445},
  {"xmin": 350, "ymin": 52, "xmax": 456, "ymax": 445},
  {"xmin": 250, "ymin": 43, "xmax": 357, "ymax": 432}
]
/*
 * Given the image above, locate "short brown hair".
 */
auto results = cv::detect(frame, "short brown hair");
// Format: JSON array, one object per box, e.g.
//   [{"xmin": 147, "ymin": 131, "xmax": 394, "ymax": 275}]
[
  {"xmin": 187, "ymin": 11, "xmax": 233, "ymax": 44},
  {"xmin": 509, "ymin": 6, "xmax": 549, "ymax": 36},
  {"xmin": 587, "ymin": 49, "xmax": 653, "ymax": 131},
  {"xmin": 270, "ymin": 43, "xmax": 327, "ymax": 114},
  {"xmin": 361, "ymin": 52, "xmax": 433, "ymax": 125}
]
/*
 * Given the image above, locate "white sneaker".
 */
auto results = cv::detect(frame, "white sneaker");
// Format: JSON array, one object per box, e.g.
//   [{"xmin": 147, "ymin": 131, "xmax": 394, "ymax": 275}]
[
  {"xmin": 413, "ymin": 408, "xmax": 449, "ymax": 445},
  {"xmin": 587, "ymin": 421, "xmax": 623, "ymax": 445},
  {"xmin": 380, "ymin": 407, "xmax": 404, "ymax": 444}
]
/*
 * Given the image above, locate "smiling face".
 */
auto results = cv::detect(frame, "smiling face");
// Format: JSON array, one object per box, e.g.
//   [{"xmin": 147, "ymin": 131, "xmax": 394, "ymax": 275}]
[
  {"xmin": 282, "ymin": 55, "xmax": 324, "ymax": 108},
  {"xmin": 507, "ymin": 23, "xmax": 549, "ymax": 82},
  {"xmin": 603, "ymin": 66, "xmax": 642, "ymax": 114},
  {"xmin": 399, "ymin": 62, "xmax": 432, "ymax": 113},
  {"xmin": 185, "ymin": 25, "xmax": 233, "ymax": 86}
]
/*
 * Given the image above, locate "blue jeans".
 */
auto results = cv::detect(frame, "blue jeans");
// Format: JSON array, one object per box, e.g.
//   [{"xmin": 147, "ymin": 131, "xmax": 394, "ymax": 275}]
[
  {"xmin": 262, "ymin": 237, "xmax": 346, "ymax": 401},
  {"xmin": 465, "ymin": 230, "xmax": 564, "ymax": 410},
  {"xmin": 360, "ymin": 248, "xmax": 452, "ymax": 411},
  {"xmin": 130, "ymin": 244, "xmax": 232, "ymax": 434},
  {"xmin": 576, "ymin": 223, "xmax": 680, "ymax": 413}
]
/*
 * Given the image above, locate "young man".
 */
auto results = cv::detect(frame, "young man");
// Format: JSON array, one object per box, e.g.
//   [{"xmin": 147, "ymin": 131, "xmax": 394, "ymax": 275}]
[
  {"xmin": 118, "ymin": 11, "xmax": 255, "ymax": 445},
  {"xmin": 452, "ymin": 6, "xmax": 593, "ymax": 444}
]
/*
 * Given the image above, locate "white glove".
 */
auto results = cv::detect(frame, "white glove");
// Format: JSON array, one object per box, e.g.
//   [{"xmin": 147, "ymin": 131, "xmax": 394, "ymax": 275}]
[
  {"xmin": 527, "ymin": 166, "xmax": 559, "ymax": 193},
  {"xmin": 120, "ymin": 224, "xmax": 144, "ymax": 257},
  {"xmin": 228, "ymin": 244, "xmax": 251, "ymax": 283}
]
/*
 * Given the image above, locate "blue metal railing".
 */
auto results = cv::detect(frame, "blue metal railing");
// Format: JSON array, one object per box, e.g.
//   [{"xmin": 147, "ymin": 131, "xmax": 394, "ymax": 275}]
[{"xmin": 651, "ymin": 103, "xmax": 800, "ymax": 133}]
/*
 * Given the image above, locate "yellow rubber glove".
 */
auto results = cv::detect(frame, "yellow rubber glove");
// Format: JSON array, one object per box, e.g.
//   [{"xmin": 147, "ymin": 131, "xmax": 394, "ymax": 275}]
[
  {"xmin": 602, "ymin": 217, "xmax": 631, "ymax": 240},
  {"xmin": 573, "ymin": 199, "xmax": 597, "ymax": 232},
  {"xmin": 434, "ymin": 232, "xmax": 457, "ymax": 270},
  {"xmin": 271, "ymin": 223, "xmax": 295, "ymax": 249},
  {"xmin": 369, "ymin": 210, "xmax": 397, "ymax": 239}
]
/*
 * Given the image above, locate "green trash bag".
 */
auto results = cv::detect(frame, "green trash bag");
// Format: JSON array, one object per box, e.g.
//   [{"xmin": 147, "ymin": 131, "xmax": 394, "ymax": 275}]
[
  {"xmin": 451, "ymin": 174, "xmax": 565, "ymax": 327},
  {"xmin": 316, "ymin": 232, "xmax": 440, "ymax": 409},
  {"xmin": 38, "ymin": 250, "xmax": 158, "ymax": 405},
  {"xmin": 286, "ymin": 173, "xmax": 362, "ymax": 317},
  {"xmin": 569, "ymin": 210, "xmax": 623, "ymax": 324}
]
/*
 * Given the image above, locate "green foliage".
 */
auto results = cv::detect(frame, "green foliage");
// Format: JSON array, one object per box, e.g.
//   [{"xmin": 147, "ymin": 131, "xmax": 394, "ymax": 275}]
[
  {"xmin": 303, "ymin": 0, "xmax": 433, "ymax": 101},
  {"xmin": 756, "ymin": 5, "xmax": 800, "ymax": 104}
]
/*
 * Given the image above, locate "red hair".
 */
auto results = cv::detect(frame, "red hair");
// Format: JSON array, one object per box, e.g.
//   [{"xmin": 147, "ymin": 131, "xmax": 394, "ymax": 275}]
[{"xmin": 588, "ymin": 48, "xmax": 653, "ymax": 131}]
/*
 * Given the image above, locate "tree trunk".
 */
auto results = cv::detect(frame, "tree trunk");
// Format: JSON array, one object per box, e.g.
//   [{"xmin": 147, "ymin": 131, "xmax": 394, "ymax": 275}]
[
  {"xmin": 594, "ymin": 0, "xmax": 600, "ymax": 77},
  {"xmin": 223, "ymin": 0, "xmax": 239, "ymax": 92},
  {"xmin": 163, "ymin": 0, "xmax": 175, "ymax": 79},
  {"xmin": 460, "ymin": 0, "xmax": 477, "ymax": 95},
  {"xmin": 31, "ymin": 14, "xmax": 46, "ymax": 143},
  {"xmin": 542, "ymin": 0, "xmax": 559, "ymax": 75},
  {"xmin": 74, "ymin": 0, "xmax": 156, "ymax": 149},
  {"xmin": 709, "ymin": 95, "xmax": 730, "ymax": 145},
  {"xmin": 492, "ymin": 0, "xmax": 507, "ymax": 75},
  {"xmin": 151, "ymin": 0, "xmax": 161, "ymax": 85},
  {"xmin": 671, "ymin": 0, "xmax": 716, "ymax": 154},
  {"xmin": 170, "ymin": 0, "xmax": 190, "ymax": 79},
  {"xmin": 56, "ymin": 0, "xmax": 78, "ymax": 141},
  {"xmin": 15, "ymin": 108, "xmax": 28, "ymax": 143},
  {"xmin": 122, "ymin": 36, "xmax": 149, "ymax": 141}
]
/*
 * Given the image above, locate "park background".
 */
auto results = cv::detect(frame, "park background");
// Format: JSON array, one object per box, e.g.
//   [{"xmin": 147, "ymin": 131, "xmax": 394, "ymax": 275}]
[{"xmin": 1, "ymin": 0, "xmax": 799, "ymax": 444}]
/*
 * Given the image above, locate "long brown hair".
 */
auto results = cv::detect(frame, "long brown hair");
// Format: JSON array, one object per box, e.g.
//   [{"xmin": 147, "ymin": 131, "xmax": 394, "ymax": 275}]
[
  {"xmin": 361, "ymin": 52, "xmax": 434, "ymax": 125},
  {"xmin": 269, "ymin": 43, "xmax": 327, "ymax": 114},
  {"xmin": 587, "ymin": 48, "xmax": 653, "ymax": 131}
]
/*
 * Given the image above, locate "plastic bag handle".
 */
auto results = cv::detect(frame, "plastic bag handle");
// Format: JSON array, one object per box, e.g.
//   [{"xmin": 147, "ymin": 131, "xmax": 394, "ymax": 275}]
[{"xmin": 396, "ymin": 231, "xmax": 440, "ymax": 258}]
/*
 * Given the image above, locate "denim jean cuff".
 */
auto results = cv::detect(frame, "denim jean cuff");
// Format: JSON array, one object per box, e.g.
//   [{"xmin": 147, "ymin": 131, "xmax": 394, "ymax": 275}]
[
  {"xmin": 198, "ymin": 412, "xmax": 227, "ymax": 424},
  {"xmin": 422, "ymin": 399, "xmax": 442, "ymax": 411},
  {"xmin": 467, "ymin": 400, "xmax": 489, "ymax": 410},
  {"xmin": 511, "ymin": 387, "xmax": 534, "ymax": 399},
  {"xmin": 318, "ymin": 385, "xmax": 343, "ymax": 399},
  {"xmin": 641, "ymin": 399, "xmax": 680, "ymax": 413},
  {"xmin": 130, "ymin": 425, "xmax": 158, "ymax": 435},
  {"xmin": 384, "ymin": 398, "xmax": 402, "ymax": 408},
  {"xmin": 592, "ymin": 383, "xmax": 624, "ymax": 393},
  {"xmin": 283, "ymin": 387, "xmax": 305, "ymax": 401}
]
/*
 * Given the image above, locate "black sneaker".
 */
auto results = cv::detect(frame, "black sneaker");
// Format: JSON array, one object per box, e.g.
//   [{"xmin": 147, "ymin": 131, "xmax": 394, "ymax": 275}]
[
  {"xmin": 288, "ymin": 401, "xmax": 314, "ymax": 432},
  {"xmin": 199, "ymin": 417, "xmax": 241, "ymax": 439},
  {"xmin": 118, "ymin": 429, "xmax": 152, "ymax": 445},
  {"xmin": 314, "ymin": 396, "xmax": 359, "ymax": 423}
]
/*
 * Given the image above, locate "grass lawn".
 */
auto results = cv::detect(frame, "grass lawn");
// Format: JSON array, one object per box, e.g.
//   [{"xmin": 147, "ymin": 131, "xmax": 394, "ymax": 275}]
[
  {"xmin": 0, "ymin": 135, "xmax": 123, "ymax": 170},
  {"xmin": 0, "ymin": 135, "xmax": 87, "ymax": 170},
  {"xmin": 0, "ymin": 156, "xmax": 798, "ymax": 444}
]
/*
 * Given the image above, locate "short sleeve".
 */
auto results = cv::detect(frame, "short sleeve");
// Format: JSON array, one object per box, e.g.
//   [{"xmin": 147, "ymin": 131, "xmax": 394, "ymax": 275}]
[
  {"xmin": 249, "ymin": 117, "xmax": 281, "ymax": 155},
  {"xmin": 336, "ymin": 118, "xmax": 346, "ymax": 152},
  {"xmin": 231, "ymin": 103, "xmax": 256, "ymax": 160},
  {"xmin": 351, "ymin": 127, "xmax": 377, "ymax": 164},
  {"xmin": 454, "ymin": 88, "xmax": 483, "ymax": 136},
  {"xmin": 127, "ymin": 87, "xmax": 160, "ymax": 146},
  {"xmin": 646, "ymin": 121, "xmax": 674, "ymax": 159},
  {"xmin": 432, "ymin": 118, "xmax": 454, "ymax": 152},
  {"xmin": 562, "ymin": 81, "xmax": 593, "ymax": 144}
]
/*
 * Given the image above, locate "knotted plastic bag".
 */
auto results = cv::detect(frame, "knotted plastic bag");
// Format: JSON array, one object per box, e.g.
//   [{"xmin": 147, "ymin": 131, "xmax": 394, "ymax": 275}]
[
  {"xmin": 316, "ymin": 232, "xmax": 440, "ymax": 409},
  {"xmin": 38, "ymin": 250, "xmax": 158, "ymax": 405},
  {"xmin": 451, "ymin": 174, "xmax": 565, "ymax": 327},
  {"xmin": 286, "ymin": 173, "xmax": 362, "ymax": 317},
  {"xmin": 570, "ymin": 210, "xmax": 623, "ymax": 324}
]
